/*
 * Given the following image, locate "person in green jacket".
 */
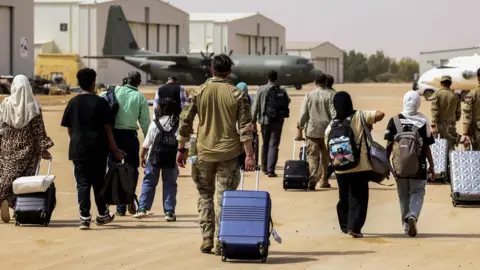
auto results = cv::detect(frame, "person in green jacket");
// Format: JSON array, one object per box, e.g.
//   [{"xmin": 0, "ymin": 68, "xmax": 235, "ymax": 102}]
[{"xmin": 100, "ymin": 71, "xmax": 150, "ymax": 216}]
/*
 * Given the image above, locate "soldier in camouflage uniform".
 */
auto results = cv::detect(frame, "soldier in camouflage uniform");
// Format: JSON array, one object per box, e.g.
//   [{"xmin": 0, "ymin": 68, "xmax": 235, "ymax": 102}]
[
  {"xmin": 461, "ymin": 68, "xmax": 480, "ymax": 150},
  {"xmin": 430, "ymin": 75, "xmax": 461, "ymax": 150},
  {"xmin": 175, "ymin": 54, "xmax": 255, "ymax": 255}
]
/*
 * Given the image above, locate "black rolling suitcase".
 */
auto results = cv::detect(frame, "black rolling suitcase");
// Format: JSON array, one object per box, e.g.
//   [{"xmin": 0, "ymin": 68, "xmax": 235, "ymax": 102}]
[
  {"xmin": 283, "ymin": 139, "xmax": 309, "ymax": 191},
  {"xmin": 13, "ymin": 158, "xmax": 56, "ymax": 227}
]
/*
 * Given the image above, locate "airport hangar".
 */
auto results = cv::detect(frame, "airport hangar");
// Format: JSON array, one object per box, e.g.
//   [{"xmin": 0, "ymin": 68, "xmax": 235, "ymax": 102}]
[
  {"xmin": 419, "ymin": 45, "xmax": 480, "ymax": 75},
  {"xmin": 286, "ymin": 41, "xmax": 344, "ymax": 83},
  {"xmin": 189, "ymin": 13, "xmax": 286, "ymax": 56},
  {"xmin": 0, "ymin": 0, "xmax": 34, "ymax": 77},
  {"xmin": 34, "ymin": 0, "xmax": 189, "ymax": 85}
]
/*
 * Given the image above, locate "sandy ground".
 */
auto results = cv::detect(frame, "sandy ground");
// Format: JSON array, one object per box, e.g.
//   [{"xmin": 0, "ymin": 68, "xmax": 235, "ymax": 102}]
[{"xmin": 1, "ymin": 83, "xmax": 479, "ymax": 270}]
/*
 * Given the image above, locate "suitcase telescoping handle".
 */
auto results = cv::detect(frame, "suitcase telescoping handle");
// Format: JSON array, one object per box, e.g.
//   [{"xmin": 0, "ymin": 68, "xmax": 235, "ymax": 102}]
[
  {"xmin": 292, "ymin": 138, "xmax": 307, "ymax": 160},
  {"xmin": 35, "ymin": 156, "xmax": 53, "ymax": 176},
  {"xmin": 239, "ymin": 167, "xmax": 260, "ymax": 191}
]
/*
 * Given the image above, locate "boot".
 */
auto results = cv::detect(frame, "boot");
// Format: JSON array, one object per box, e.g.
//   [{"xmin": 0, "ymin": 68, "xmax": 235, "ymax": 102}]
[{"xmin": 200, "ymin": 237, "xmax": 214, "ymax": 253}]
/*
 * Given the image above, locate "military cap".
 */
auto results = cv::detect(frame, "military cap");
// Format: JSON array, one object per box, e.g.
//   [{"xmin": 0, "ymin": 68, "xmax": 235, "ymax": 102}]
[{"xmin": 440, "ymin": 75, "xmax": 452, "ymax": 82}]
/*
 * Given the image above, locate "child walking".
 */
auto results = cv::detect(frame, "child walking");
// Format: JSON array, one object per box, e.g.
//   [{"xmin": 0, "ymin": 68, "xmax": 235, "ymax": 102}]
[{"xmin": 134, "ymin": 98, "xmax": 187, "ymax": 221}]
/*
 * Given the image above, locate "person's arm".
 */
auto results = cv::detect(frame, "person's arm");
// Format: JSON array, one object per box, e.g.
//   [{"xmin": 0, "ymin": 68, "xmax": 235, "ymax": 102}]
[
  {"xmin": 139, "ymin": 95, "xmax": 151, "ymax": 137},
  {"xmin": 32, "ymin": 113, "xmax": 54, "ymax": 157},
  {"xmin": 180, "ymin": 86, "xmax": 187, "ymax": 109},
  {"xmin": 140, "ymin": 123, "xmax": 156, "ymax": 167},
  {"xmin": 104, "ymin": 124, "xmax": 120, "ymax": 153},
  {"xmin": 298, "ymin": 94, "xmax": 309, "ymax": 130},
  {"xmin": 238, "ymin": 92, "xmax": 254, "ymax": 155},
  {"xmin": 374, "ymin": 111, "xmax": 385, "ymax": 122},
  {"xmin": 177, "ymin": 90, "xmax": 199, "ymax": 149},
  {"xmin": 251, "ymin": 88, "xmax": 261, "ymax": 124},
  {"xmin": 61, "ymin": 102, "xmax": 72, "ymax": 138},
  {"xmin": 328, "ymin": 94, "xmax": 336, "ymax": 120},
  {"xmin": 384, "ymin": 118, "xmax": 395, "ymax": 159},
  {"xmin": 67, "ymin": 128, "xmax": 72, "ymax": 138},
  {"xmin": 463, "ymin": 91, "xmax": 474, "ymax": 135},
  {"xmin": 153, "ymin": 90, "xmax": 159, "ymax": 118},
  {"xmin": 431, "ymin": 93, "xmax": 439, "ymax": 126},
  {"xmin": 456, "ymin": 95, "xmax": 462, "ymax": 122}
]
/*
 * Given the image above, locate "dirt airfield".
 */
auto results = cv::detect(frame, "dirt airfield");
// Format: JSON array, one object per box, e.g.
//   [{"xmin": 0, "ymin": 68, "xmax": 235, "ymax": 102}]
[{"xmin": 1, "ymin": 83, "xmax": 479, "ymax": 270}]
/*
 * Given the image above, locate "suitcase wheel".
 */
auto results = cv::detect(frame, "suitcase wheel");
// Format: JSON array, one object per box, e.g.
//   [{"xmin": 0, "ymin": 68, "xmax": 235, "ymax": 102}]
[
  {"xmin": 221, "ymin": 256, "xmax": 227, "ymax": 262},
  {"xmin": 284, "ymin": 189, "xmax": 287, "ymax": 191},
  {"xmin": 452, "ymin": 201, "xmax": 457, "ymax": 207},
  {"xmin": 15, "ymin": 221, "xmax": 20, "ymax": 226},
  {"xmin": 261, "ymin": 256, "xmax": 267, "ymax": 263}
]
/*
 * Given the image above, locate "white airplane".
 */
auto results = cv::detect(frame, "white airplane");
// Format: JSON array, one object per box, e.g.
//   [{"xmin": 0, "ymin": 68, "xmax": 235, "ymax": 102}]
[{"xmin": 413, "ymin": 54, "xmax": 480, "ymax": 101}]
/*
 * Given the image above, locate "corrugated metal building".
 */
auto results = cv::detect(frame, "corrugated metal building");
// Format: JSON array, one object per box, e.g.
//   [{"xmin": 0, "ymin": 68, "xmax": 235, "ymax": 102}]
[
  {"xmin": 286, "ymin": 41, "xmax": 344, "ymax": 83},
  {"xmin": 34, "ymin": 0, "xmax": 189, "ymax": 84},
  {"xmin": 189, "ymin": 13, "xmax": 285, "ymax": 56},
  {"xmin": 419, "ymin": 46, "xmax": 480, "ymax": 75},
  {"xmin": 0, "ymin": 0, "xmax": 34, "ymax": 77}
]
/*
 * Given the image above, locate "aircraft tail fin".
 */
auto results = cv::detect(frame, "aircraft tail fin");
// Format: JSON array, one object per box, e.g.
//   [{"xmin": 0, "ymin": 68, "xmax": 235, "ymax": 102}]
[{"xmin": 103, "ymin": 5, "xmax": 139, "ymax": 56}]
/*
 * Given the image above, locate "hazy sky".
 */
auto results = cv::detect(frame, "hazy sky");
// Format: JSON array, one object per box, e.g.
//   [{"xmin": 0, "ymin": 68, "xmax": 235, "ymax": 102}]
[{"xmin": 168, "ymin": 0, "xmax": 480, "ymax": 60}]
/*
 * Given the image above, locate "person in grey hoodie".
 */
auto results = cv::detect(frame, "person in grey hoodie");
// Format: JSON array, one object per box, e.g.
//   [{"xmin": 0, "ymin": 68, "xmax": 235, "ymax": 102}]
[{"xmin": 297, "ymin": 73, "xmax": 336, "ymax": 190}]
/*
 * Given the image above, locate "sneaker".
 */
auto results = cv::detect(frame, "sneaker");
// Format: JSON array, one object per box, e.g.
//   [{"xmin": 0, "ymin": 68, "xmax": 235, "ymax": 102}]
[
  {"xmin": 1, "ymin": 200, "xmax": 10, "ymax": 223},
  {"xmin": 133, "ymin": 209, "xmax": 148, "ymax": 219},
  {"xmin": 116, "ymin": 211, "xmax": 126, "ymax": 217},
  {"xmin": 348, "ymin": 231, "xmax": 364, "ymax": 238},
  {"xmin": 79, "ymin": 216, "xmax": 91, "ymax": 230},
  {"xmin": 95, "ymin": 212, "xmax": 115, "ymax": 226},
  {"xmin": 165, "ymin": 212, "xmax": 176, "ymax": 222},
  {"xmin": 407, "ymin": 216, "xmax": 417, "ymax": 237},
  {"xmin": 308, "ymin": 185, "xmax": 316, "ymax": 191},
  {"xmin": 268, "ymin": 172, "xmax": 277, "ymax": 178},
  {"xmin": 127, "ymin": 204, "xmax": 137, "ymax": 215},
  {"xmin": 200, "ymin": 237, "xmax": 214, "ymax": 253},
  {"xmin": 320, "ymin": 183, "xmax": 331, "ymax": 188}
]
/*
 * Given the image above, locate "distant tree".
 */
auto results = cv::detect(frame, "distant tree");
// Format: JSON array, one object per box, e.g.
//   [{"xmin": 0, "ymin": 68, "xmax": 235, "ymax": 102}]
[
  {"xmin": 343, "ymin": 50, "xmax": 369, "ymax": 83},
  {"xmin": 398, "ymin": 57, "xmax": 420, "ymax": 82},
  {"xmin": 342, "ymin": 50, "xmax": 419, "ymax": 83}
]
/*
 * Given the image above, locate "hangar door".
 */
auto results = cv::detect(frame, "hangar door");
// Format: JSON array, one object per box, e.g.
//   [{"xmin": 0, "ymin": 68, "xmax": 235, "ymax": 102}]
[{"xmin": 0, "ymin": 7, "xmax": 11, "ymax": 75}]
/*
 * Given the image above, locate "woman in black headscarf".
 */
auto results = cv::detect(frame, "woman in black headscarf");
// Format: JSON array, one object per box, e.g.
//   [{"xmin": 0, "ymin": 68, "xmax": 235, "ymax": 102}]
[{"xmin": 325, "ymin": 91, "xmax": 385, "ymax": 238}]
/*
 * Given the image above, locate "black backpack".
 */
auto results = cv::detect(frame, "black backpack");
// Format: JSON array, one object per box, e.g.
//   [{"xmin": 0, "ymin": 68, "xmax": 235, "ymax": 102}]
[
  {"xmin": 104, "ymin": 85, "xmax": 119, "ymax": 118},
  {"xmin": 100, "ymin": 163, "xmax": 139, "ymax": 207},
  {"xmin": 149, "ymin": 119, "xmax": 179, "ymax": 168},
  {"xmin": 327, "ymin": 115, "xmax": 361, "ymax": 171},
  {"xmin": 264, "ymin": 85, "xmax": 290, "ymax": 120}
]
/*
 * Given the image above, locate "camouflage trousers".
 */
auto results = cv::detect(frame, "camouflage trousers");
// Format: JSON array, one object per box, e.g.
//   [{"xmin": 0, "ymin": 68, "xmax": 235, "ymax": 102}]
[
  {"xmin": 192, "ymin": 157, "xmax": 241, "ymax": 240},
  {"xmin": 306, "ymin": 137, "xmax": 330, "ymax": 187},
  {"xmin": 437, "ymin": 122, "xmax": 458, "ymax": 151},
  {"xmin": 470, "ymin": 133, "xmax": 480, "ymax": 151}
]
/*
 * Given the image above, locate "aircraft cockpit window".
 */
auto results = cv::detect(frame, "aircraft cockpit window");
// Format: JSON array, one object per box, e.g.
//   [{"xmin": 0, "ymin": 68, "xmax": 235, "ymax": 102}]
[{"xmin": 297, "ymin": 59, "xmax": 309, "ymax": 65}]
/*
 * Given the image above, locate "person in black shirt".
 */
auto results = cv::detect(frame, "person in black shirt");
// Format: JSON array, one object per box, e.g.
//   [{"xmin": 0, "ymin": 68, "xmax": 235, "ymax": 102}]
[
  {"xmin": 385, "ymin": 90, "xmax": 435, "ymax": 238},
  {"xmin": 61, "ymin": 68, "xmax": 124, "ymax": 230}
]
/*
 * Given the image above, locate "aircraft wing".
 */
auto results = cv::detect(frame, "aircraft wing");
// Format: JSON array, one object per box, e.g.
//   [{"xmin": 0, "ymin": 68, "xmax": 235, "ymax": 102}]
[{"xmin": 83, "ymin": 53, "xmax": 194, "ymax": 67}]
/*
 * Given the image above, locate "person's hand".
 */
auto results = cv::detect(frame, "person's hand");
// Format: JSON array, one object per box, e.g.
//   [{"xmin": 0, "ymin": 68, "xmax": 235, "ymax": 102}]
[
  {"xmin": 295, "ymin": 129, "xmax": 304, "ymax": 141},
  {"xmin": 431, "ymin": 125, "xmax": 438, "ymax": 135},
  {"xmin": 40, "ymin": 150, "xmax": 52, "ymax": 160},
  {"xmin": 461, "ymin": 135, "xmax": 471, "ymax": 146},
  {"xmin": 252, "ymin": 124, "xmax": 257, "ymax": 133},
  {"xmin": 244, "ymin": 154, "xmax": 255, "ymax": 172},
  {"xmin": 176, "ymin": 151, "xmax": 188, "ymax": 168},
  {"xmin": 141, "ymin": 157, "xmax": 147, "ymax": 168},
  {"xmin": 113, "ymin": 149, "xmax": 126, "ymax": 161},
  {"xmin": 428, "ymin": 165, "xmax": 435, "ymax": 181}
]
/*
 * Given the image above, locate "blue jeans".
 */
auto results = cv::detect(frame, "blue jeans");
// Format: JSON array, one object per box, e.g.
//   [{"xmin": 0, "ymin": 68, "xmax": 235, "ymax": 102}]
[{"xmin": 138, "ymin": 161, "xmax": 178, "ymax": 213}]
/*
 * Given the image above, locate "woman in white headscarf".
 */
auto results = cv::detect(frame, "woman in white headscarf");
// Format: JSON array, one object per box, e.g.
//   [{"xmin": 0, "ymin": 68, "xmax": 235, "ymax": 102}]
[
  {"xmin": 384, "ymin": 90, "xmax": 435, "ymax": 238},
  {"xmin": 0, "ymin": 75, "xmax": 54, "ymax": 223}
]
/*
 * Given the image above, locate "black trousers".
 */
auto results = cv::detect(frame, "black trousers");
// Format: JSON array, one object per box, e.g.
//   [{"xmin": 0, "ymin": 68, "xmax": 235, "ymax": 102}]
[
  {"xmin": 336, "ymin": 171, "xmax": 371, "ymax": 234},
  {"xmin": 261, "ymin": 119, "xmax": 284, "ymax": 173},
  {"xmin": 73, "ymin": 157, "xmax": 108, "ymax": 218},
  {"xmin": 108, "ymin": 129, "xmax": 140, "ymax": 213}
]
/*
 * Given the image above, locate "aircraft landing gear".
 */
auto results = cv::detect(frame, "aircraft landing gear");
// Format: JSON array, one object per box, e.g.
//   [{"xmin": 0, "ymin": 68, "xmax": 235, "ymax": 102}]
[{"xmin": 294, "ymin": 84, "xmax": 302, "ymax": 90}]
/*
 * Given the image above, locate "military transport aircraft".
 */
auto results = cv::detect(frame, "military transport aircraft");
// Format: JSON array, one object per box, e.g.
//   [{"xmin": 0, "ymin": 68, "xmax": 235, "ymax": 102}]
[
  {"xmin": 414, "ymin": 54, "xmax": 480, "ymax": 101},
  {"xmin": 84, "ymin": 5, "xmax": 319, "ymax": 89}
]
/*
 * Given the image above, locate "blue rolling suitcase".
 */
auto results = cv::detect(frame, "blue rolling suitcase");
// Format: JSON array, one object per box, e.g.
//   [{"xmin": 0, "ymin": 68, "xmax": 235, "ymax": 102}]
[{"xmin": 218, "ymin": 168, "xmax": 277, "ymax": 263}]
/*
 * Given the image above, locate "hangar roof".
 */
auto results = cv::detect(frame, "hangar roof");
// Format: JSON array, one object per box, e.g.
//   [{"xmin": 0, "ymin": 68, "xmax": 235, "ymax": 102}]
[
  {"xmin": 286, "ymin": 41, "xmax": 343, "ymax": 52},
  {"xmin": 190, "ymin": 13, "xmax": 257, "ymax": 22}
]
